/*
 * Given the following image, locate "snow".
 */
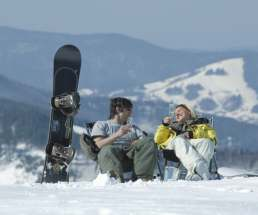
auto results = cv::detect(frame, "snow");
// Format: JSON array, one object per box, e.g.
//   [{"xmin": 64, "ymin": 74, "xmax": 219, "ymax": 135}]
[
  {"xmin": 219, "ymin": 167, "xmax": 257, "ymax": 177},
  {"xmin": 0, "ymin": 161, "xmax": 37, "ymax": 185},
  {"xmin": 0, "ymin": 146, "xmax": 44, "ymax": 185},
  {"xmin": 16, "ymin": 142, "xmax": 27, "ymax": 150},
  {"xmin": 73, "ymin": 125, "xmax": 87, "ymax": 135},
  {"xmin": 92, "ymin": 172, "xmax": 118, "ymax": 186},
  {"xmin": 79, "ymin": 88, "xmax": 97, "ymax": 96},
  {"xmin": 0, "ymin": 169, "xmax": 258, "ymax": 214},
  {"xmin": 108, "ymin": 89, "xmax": 125, "ymax": 97}
]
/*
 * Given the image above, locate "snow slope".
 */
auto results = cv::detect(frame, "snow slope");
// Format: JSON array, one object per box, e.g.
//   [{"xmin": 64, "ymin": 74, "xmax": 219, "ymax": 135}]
[
  {"xmin": 0, "ymin": 176, "xmax": 258, "ymax": 215},
  {"xmin": 144, "ymin": 58, "xmax": 258, "ymax": 124},
  {"xmin": 0, "ymin": 162, "xmax": 258, "ymax": 215}
]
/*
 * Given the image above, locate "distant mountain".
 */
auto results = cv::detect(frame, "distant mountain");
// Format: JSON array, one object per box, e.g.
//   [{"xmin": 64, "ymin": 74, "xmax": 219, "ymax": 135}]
[
  {"xmin": 0, "ymin": 98, "xmax": 49, "ymax": 148},
  {"xmin": 1, "ymin": 26, "xmax": 258, "ymax": 96},
  {"xmin": 0, "ymin": 74, "xmax": 49, "ymax": 110},
  {"xmin": 110, "ymin": 58, "xmax": 258, "ymax": 124}
]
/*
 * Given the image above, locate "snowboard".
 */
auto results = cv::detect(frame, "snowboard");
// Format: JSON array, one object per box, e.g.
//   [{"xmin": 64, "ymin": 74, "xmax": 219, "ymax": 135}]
[{"xmin": 41, "ymin": 44, "xmax": 81, "ymax": 183}]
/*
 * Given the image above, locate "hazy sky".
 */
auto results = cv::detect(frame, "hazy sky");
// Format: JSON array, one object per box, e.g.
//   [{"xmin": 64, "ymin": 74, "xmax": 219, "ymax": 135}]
[{"xmin": 1, "ymin": 0, "xmax": 258, "ymax": 50}]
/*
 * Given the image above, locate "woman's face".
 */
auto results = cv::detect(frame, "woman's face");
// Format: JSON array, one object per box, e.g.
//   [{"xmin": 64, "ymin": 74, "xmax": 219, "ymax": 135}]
[{"xmin": 175, "ymin": 106, "xmax": 191, "ymax": 123}]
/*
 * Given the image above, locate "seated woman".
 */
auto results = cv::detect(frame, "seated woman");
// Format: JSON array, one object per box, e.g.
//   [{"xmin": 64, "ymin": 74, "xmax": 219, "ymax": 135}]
[{"xmin": 154, "ymin": 104, "xmax": 217, "ymax": 180}]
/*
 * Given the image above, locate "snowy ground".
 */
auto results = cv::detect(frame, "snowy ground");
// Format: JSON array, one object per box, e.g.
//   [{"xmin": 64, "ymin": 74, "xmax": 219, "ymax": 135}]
[{"xmin": 0, "ymin": 168, "xmax": 258, "ymax": 215}]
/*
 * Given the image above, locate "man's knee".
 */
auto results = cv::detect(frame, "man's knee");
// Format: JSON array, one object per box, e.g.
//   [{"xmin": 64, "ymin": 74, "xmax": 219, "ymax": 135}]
[
  {"xmin": 98, "ymin": 145, "xmax": 117, "ymax": 160},
  {"xmin": 136, "ymin": 135, "xmax": 155, "ymax": 150}
]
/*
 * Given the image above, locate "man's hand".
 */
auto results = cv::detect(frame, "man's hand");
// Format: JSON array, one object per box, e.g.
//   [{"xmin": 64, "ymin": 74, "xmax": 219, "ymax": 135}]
[
  {"xmin": 94, "ymin": 125, "xmax": 132, "ymax": 149},
  {"xmin": 115, "ymin": 124, "xmax": 132, "ymax": 138}
]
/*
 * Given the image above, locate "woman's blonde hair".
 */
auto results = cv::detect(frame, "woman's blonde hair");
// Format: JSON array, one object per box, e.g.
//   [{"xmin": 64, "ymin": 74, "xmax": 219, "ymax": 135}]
[{"xmin": 175, "ymin": 104, "xmax": 197, "ymax": 119}]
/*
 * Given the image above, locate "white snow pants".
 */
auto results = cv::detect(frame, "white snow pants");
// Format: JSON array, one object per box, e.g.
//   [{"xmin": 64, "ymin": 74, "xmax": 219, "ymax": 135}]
[{"xmin": 166, "ymin": 136, "xmax": 215, "ymax": 179}]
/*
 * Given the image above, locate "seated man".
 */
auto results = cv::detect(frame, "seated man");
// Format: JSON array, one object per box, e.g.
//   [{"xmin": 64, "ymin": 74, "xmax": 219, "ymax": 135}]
[
  {"xmin": 154, "ymin": 104, "xmax": 217, "ymax": 180},
  {"xmin": 91, "ymin": 97, "xmax": 156, "ymax": 182}
]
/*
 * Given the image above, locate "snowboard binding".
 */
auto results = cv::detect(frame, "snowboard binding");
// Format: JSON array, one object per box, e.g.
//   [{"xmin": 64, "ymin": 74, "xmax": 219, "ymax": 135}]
[
  {"xmin": 42, "ymin": 159, "xmax": 69, "ymax": 183},
  {"xmin": 51, "ymin": 143, "xmax": 75, "ymax": 166},
  {"xmin": 51, "ymin": 92, "xmax": 80, "ymax": 116},
  {"xmin": 42, "ymin": 144, "xmax": 75, "ymax": 183}
]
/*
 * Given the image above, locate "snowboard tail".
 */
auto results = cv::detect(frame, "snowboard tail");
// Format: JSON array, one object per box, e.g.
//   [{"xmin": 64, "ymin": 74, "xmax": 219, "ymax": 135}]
[{"xmin": 42, "ymin": 45, "xmax": 81, "ymax": 183}]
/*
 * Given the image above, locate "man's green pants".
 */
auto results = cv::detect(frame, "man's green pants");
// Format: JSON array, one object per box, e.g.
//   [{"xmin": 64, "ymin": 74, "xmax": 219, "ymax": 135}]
[{"xmin": 97, "ymin": 135, "xmax": 157, "ymax": 181}]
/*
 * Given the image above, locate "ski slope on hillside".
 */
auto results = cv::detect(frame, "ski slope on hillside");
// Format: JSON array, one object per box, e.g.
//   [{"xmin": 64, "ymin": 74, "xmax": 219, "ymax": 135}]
[
  {"xmin": 144, "ymin": 58, "xmax": 258, "ymax": 124},
  {"xmin": 0, "ymin": 172, "xmax": 258, "ymax": 215}
]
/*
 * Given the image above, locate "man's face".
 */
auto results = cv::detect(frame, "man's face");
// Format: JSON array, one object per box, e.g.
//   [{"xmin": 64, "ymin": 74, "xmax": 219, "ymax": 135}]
[
  {"xmin": 119, "ymin": 107, "xmax": 132, "ymax": 121},
  {"xmin": 175, "ymin": 106, "xmax": 191, "ymax": 123}
]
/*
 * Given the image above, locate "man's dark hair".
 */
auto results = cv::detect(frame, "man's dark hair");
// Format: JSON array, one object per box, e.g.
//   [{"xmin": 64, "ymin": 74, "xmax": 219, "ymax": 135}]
[{"xmin": 109, "ymin": 97, "xmax": 133, "ymax": 119}]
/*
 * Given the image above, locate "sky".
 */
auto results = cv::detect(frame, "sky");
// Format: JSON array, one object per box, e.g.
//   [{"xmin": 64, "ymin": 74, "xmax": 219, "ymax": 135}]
[{"xmin": 0, "ymin": 0, "xmax": 258, "ymax": 50}]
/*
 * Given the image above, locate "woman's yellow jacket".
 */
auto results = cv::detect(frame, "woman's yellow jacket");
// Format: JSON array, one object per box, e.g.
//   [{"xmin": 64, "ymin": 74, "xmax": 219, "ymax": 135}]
[{"xmin": 154, "ymin": 123, "xmax": 217, "ymax": 149}]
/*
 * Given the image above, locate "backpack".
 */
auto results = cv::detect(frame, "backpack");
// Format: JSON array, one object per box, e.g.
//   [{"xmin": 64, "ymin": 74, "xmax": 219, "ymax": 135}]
[{"xmin": 79, "ymin": 122, "xmax": 100, "ymax": 161}]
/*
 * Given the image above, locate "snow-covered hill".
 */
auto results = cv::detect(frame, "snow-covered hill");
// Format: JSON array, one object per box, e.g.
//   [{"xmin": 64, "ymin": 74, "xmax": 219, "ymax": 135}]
[
  {"xmin": 1, "ymin": 173, "xmax": 258, "ymax": 215},
  {"xmin": 139, "ymin": 58, "xmax": 258, "ymax": 124}
]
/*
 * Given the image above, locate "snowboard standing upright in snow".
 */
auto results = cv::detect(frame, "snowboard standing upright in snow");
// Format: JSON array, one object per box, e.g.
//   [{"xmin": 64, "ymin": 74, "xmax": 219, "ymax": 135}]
[{"xmin": 41, "ymin": 45, "xmax": 81, "ymax": 183}]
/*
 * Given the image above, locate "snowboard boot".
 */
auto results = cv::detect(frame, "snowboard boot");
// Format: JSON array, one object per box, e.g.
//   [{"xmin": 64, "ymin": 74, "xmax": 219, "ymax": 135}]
[{"xmin": 195, "ymin": 161, "xmax": 211, "ymax": 180}]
